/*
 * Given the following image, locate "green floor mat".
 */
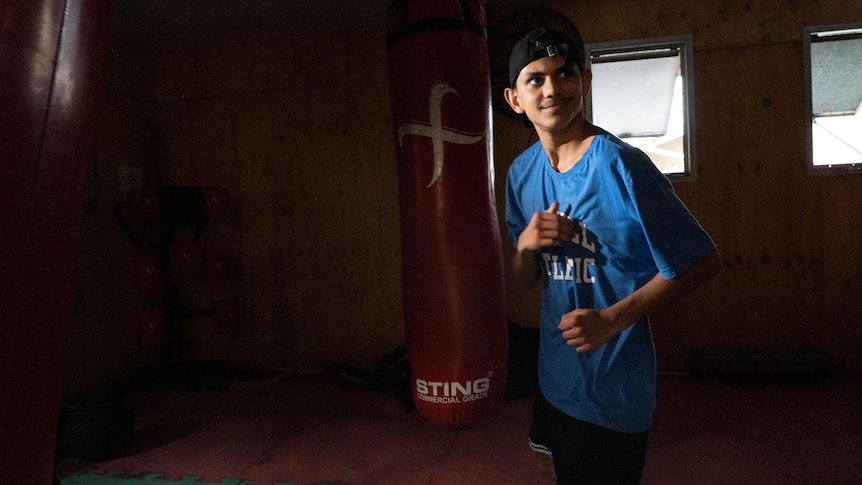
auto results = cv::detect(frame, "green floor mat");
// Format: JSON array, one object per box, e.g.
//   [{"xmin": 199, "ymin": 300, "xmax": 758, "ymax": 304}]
[
  {"xmin": 60, "ymin": 471, "xmax": 314, "ymax": 485},
  {"xmin": 61, "ymin": 472, "xmax": 256, "ymax": 485}
]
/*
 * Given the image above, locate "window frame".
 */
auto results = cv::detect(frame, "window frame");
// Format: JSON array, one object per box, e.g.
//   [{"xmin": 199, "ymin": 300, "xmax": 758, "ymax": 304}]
[
  {"xmin": 803, "ymin": 22, "xmax": 862, "ymax": 175},
  {"xmin": 584, "ymin": 34, "xmax": 697, "ymax": 182}
]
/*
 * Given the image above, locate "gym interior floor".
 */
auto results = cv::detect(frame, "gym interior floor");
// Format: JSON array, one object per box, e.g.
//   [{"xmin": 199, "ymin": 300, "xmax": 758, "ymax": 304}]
[{"xmin": 54, "ymin": 360, "xmax": 862, "ymax": 485}]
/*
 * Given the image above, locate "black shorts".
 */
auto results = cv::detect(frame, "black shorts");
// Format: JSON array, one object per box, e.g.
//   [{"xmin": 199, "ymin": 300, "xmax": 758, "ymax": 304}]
[{"xmin": 529, "ymin": 391, "xmax": 649, "ymax": 485}]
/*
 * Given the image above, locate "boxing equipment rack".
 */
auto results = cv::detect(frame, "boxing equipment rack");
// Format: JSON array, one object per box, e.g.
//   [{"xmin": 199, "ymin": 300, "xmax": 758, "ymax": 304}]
[{"xmin": 115, "ymin": 185, "xmax": 237, "ymax": 368}]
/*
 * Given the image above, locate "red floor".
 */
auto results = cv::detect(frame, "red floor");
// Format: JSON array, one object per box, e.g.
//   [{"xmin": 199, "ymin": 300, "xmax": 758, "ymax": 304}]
[{"xmin": 56, "ymin": 372, "xmax": 862, "ymax": 484}]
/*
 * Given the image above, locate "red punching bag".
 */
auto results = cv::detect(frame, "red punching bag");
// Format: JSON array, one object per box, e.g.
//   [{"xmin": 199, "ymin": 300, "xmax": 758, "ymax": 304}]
[
  {"xmin": 386, "ymin": 0, "xmax": 508, "ymax": 429},
  {"xmin": 0, "ymin": 0, "xmax": 112, "ymax": 481}
]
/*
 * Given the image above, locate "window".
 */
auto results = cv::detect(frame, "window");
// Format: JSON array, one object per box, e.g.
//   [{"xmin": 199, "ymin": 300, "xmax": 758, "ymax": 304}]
[
  {"xmin": 585, "ymin": 35, "xmax": 695, "ymax": 179},
  {"xmin": 804, "ymin": 24, "xmax": 862, "ymax": 174}
]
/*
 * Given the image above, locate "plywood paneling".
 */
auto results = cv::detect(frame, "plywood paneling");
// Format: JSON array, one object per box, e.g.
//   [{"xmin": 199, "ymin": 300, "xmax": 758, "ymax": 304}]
[
  {"xmin": 496, "ymin": 0, "xmax": 862, "ymax": 370},
  {"xmin": 148, "ymin": 26, "xmax": 404, "ymax": 367},
  {"xmin": 72, "ymin": 2, "xmax": 862, "ymax": 396}
]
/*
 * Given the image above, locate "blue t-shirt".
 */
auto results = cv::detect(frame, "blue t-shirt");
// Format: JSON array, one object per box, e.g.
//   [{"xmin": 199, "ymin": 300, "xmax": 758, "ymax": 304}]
[{"xmin": 505, "ymin": 128, "xmax": 715, "ymax": 433}]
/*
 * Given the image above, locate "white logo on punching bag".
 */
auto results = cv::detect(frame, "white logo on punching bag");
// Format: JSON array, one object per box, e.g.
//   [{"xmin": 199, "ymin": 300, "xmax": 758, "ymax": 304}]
[
  {"xmin": 415, "ymin": 375, "xmax": 491, "ymax": 404},
  {"xmin": 398, "ymin": 81, "xmax": 486, "ymax": 188}
]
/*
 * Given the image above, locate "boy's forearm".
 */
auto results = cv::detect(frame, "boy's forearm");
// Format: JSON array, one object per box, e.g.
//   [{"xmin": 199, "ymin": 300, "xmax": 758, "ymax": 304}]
[{"xmin": 608, "ymin": 249, "xmax": 721, "ymax": 330}]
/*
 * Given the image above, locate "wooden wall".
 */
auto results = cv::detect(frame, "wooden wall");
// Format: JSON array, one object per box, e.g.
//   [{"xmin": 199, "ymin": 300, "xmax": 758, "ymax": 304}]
[
  {"xmin": 150, "ymin": 29, "xmax": 404, "ymax": 369},
  {"xmin": 66, "ymin": 0, "xmax": 862, "ymax": 395},
  {"xmin": 529, "ymin": 0, "xmax": 862, "ymax": 371}
]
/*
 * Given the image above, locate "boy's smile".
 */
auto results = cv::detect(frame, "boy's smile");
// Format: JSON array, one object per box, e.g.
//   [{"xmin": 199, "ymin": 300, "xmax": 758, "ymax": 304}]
[{"xmin": 505, "ymin": 55, "xmax": 592, "ymax": 135}]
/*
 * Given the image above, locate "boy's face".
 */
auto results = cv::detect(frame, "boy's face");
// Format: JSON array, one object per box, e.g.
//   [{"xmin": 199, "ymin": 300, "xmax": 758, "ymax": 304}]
[{"xmin": 504, "ymin": 55, "xmax": 592, "ymax": 134}]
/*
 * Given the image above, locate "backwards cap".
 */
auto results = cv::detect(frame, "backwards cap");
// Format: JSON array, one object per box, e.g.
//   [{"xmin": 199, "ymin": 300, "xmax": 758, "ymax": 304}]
[{"xmin": 508, "ymin": 26, "xmax": 586, "ymax": 87}]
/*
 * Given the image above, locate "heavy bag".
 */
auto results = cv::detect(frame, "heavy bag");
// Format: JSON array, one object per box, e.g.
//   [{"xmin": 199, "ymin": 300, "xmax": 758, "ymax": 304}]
[
  {"xmin": 386, "ymin": 0, "xmax": 508, "ymax": 429},
  {"xmin": 0, "ymin": 0, "xmax": 112, "ymax": 481}
]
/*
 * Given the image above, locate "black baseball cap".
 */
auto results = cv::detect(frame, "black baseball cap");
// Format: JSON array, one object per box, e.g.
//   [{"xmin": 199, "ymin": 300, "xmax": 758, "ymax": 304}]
[{"xmin": 508, "ymin": 27, "xmax": 586, "ymax": 87}]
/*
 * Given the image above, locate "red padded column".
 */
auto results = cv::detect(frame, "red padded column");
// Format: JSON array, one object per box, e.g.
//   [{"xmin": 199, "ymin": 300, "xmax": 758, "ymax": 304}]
[
  {"xmin": 0, "ymin": 0, "xmax": 112, "ymax": 481},
  {"xmin": 386, "ymin": 0, "xmax": 508, "ymax": 429}
]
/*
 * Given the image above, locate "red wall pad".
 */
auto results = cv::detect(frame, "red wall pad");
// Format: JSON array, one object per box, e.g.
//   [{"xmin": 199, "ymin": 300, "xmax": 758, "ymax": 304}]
[
  {"xmin": 127, "ymin": 186, "xmax": 162, "ymax": 223},
  {"xmin": 212, "ymin": 297, "xmax": 240, "ymax": 335},
  {"xmin": 202, "ymin": 186, "xmax": 230, "ymax": 219},
  {"xmin": 136, "ymin": 309, "xmax": 167, "ymax": 348},
  {"xmin": 134, "ymin": 253, "xmax": 165, "ymax": 291},
  {"xmin": 204, "ymin": 249, "xmax": 230, "ymax": 285},
  {"xmin": 169, "ymin": 242, "xmax": 204, "ymax": 284},
  {"xmin": 386, "ymin": 0, "xmax": 508, "ymax": 429}
]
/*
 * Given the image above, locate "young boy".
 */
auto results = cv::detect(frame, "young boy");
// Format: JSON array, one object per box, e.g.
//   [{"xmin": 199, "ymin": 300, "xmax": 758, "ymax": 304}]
[{"xmin": 504, "ymin": 27, "xmax": 721, "ymax": 484}]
